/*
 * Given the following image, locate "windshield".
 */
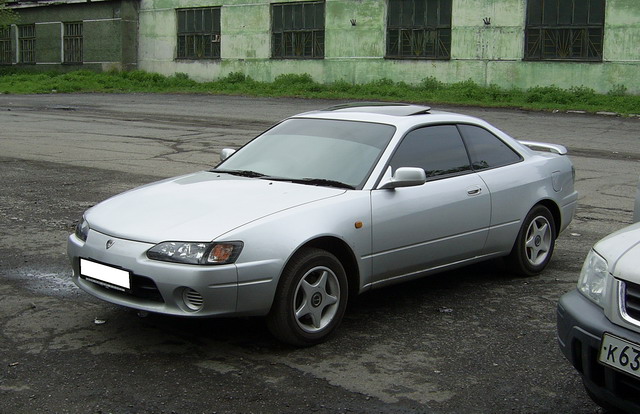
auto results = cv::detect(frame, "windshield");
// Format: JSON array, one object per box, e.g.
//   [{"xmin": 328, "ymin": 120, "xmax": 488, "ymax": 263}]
[{"xmin": 217, "ymin": 118, "xmax": 396, "ymax": 188}]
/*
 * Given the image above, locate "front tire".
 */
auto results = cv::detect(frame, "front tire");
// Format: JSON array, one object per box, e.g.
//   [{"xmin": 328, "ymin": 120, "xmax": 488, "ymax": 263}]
[
  {"xmin": 267, "ymin": 248, "xmax": 348, "ymax": 346},
  {"xmin": 507, "ymin": 205, "xmax": 556, "ymax": 276}
]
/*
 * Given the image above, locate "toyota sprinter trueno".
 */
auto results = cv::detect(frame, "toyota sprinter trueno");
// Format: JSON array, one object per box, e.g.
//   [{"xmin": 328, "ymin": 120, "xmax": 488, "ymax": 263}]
[{"xmin": 69, "ymin": 103, "xmax": 578, "ymax": 346}]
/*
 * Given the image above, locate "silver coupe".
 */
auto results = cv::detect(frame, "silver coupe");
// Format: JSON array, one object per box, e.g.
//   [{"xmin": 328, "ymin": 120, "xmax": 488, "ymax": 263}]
[{"xmin": 68, "ymin": 103, "xmax": 578, "ymax": 346}]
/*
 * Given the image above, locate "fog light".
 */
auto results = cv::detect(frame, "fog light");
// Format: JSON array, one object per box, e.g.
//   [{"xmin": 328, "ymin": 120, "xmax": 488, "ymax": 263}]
[{"xmin": 183, "ymin": 288, "xmax": 204, "ymax": 311}]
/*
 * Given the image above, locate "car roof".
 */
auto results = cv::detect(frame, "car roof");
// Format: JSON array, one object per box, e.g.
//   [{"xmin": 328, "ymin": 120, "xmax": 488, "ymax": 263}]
[
  {"xmin": 321, "ymin": 102, "xmax": 432, "ymax": 116},
  {"xmin": 293, "ymin": 102, "xmax": 485, "ymax": 127}
]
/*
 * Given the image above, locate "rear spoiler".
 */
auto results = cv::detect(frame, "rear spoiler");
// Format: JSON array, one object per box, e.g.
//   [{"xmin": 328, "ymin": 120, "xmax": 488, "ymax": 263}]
[{"xmin": 518, "ymin": 140, "xmax": 568, "ymax": 155}]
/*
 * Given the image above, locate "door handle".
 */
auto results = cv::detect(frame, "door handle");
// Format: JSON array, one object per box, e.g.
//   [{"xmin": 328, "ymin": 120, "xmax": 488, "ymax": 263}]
[{"xmin": 467, "ymin": 186, "xmax": 482, "ymax": 196}]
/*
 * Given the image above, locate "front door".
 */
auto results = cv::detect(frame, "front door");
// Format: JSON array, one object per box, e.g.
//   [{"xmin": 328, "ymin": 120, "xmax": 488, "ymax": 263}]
[{"xmin": 370, "ymin": 125, "xmax": 491, "ymax": 284}]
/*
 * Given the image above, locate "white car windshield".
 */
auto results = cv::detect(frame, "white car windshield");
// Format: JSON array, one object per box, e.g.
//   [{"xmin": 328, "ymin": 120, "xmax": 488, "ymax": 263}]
[{"xmin": 217, "ymin": 118, "xmax": 396, "ymax": 188}]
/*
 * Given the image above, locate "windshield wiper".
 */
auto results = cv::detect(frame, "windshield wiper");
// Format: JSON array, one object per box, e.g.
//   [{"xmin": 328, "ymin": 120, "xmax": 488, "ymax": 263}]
[
  {"xmin": 211, "ymin": 170, "xmax": 355, "ymax": 189},
  {"xmin": 267, "ymin": 177, "xmax": 355, "ymax": 190},
  {"xmin": 209, "ymin": 169, "xmax": 266, "ymax": 178}
]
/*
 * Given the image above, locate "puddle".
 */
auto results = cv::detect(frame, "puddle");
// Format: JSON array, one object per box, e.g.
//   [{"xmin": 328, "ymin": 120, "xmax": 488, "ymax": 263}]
[{"xmin": 3, "ymin": 268, "xmax": 81, "ymax": 298}]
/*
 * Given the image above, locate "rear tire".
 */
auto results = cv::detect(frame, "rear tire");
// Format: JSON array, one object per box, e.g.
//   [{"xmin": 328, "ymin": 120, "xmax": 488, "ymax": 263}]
[
  {"xmin": 507, "ymin": 205, "xmax": 556, "ymax": 276},
  {"xmin": 267, "ymin": 248, "xmax": 348, "ymax": 346}
]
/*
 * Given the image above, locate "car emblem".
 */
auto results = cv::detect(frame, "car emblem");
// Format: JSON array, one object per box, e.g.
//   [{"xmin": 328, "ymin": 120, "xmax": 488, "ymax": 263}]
[{"xmin": 106, "ymin": 240, "xmax": 115, "ymax": 249}]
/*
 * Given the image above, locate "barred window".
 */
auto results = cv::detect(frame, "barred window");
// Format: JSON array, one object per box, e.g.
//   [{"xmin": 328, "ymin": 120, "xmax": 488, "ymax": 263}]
[
  {"xmin": 271, "ymin": 1, "xmax": 324, "ymax": 59},
  {"xmin": 525, "ymin": 0, "xmax": 605, "ymax": 61},
  {"xmin": 177, "ymin": 7, "xmax": 221, "ymax": 59},
  {"xmin": 64, "ymin": 22, "xmax": 83, "ymax": 64},
  {"xmin": 18, "ymin": 24, "xmax": 35, "ymax": 64},
  {"xmin": 386, "ymin": 0, "xmax": 452, "ymax": 60},
  {"xmin": 0, "ymin": 27, "xmax": 10, "ymax": 65}
]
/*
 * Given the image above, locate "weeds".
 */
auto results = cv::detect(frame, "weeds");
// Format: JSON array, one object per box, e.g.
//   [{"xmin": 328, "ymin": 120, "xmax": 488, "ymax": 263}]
[{"xmin": 0, "ymin": 69, "xmax": 638, "ymax": 115}]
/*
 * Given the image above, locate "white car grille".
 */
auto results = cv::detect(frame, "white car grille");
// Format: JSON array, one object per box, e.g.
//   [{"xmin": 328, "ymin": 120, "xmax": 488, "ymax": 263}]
[{"xmin": 621, "ymin": 281, "xmax": 640, "ymax": 327}]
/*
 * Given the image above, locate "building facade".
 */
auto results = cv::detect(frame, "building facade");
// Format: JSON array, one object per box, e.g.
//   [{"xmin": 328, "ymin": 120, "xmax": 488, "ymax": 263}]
[
  {"xmin": 1, "ymin": 0, "xmax": 138, "ymax": 71},
  {"xmin": 3, "ymin": 0, "xmax": 639, "ymax": 94}
]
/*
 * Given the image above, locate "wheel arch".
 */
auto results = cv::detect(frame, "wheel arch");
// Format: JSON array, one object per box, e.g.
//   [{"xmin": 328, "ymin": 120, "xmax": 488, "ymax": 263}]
[
  {"xmin": 506, "ymin": 199, "xmax": 561, "ymax": 276},
  {"xmin": 293, "ymin": 236, "xmax": 360, "ymax": 299},
  {"xmin": 536, "ymin": 198, "xmax": 562, "ymax": 236},
  {"xmin": 265, "ymin": 237, "xmax": 357, "ymax": 345}
]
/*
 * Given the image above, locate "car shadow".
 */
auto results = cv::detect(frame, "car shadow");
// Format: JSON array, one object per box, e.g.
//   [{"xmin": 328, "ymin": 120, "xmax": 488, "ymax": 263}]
[{"xmin": 119, "ymin": 259, "xmax": 525, "ymax": 352}]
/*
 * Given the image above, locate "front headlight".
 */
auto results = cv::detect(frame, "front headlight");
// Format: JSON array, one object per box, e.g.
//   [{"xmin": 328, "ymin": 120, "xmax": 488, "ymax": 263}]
[
  {"xmin": 577, "ymin": 249, "xmax": 609, "ymax": 307},
  {"xmin": 146, "ymin": 241, "xmax": 243, "ymax": 265},
  {"xmin": 75, "ymin": 216, "xmax": 89, "ymax": 242}
]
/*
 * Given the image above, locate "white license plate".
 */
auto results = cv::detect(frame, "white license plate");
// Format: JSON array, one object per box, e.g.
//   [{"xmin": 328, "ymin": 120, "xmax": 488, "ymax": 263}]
[
  {"xmin": 599, "ymin": 333, "xmax": 640, "ymax": 379},
  {"xmin": 80, "ymin": 259, "xmax": 131, "ymax": 291}
]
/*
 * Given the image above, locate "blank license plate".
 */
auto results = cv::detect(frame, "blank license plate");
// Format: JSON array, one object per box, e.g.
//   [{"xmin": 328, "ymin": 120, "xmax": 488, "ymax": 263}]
[
  {"xmin": 80, "ymin": 259, "xmax": 131, "ymax": 291},
  {"xmin": 599, "ymin": 333, "xmax": 640, "ymax": 379}
]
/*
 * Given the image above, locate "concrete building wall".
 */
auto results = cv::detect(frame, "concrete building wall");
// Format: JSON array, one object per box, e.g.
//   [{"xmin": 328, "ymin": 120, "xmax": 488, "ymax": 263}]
[
  {"xmin": 5, "ymin": 0, "xmax": 138, "ymax": 71},
  {"xmin": 34, "ymin": 22, "xmax": 61, "ymax": 64},
  {"xmin": 137, "ymin": 0, "xmax": 640, "ymax": 94}
]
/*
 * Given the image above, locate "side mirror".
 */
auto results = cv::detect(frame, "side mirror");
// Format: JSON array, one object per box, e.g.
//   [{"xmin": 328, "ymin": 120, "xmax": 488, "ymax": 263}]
[
  {"xmin": 379, "ymin": 167, "xmax": 427, "ymax": 189},
  {"xmin": 220, "ymin": 148, "xmax": 236, "ymax": 162}
]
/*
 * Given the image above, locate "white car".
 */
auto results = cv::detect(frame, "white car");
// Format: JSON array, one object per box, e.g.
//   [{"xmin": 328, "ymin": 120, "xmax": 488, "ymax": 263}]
[
  {"xmin": 68, "ymin": 103, "xmax": 578, "ymax": 346},
  {"xmin": 558, "ymin": 179, "xmax": 640, "ymax": 412}
]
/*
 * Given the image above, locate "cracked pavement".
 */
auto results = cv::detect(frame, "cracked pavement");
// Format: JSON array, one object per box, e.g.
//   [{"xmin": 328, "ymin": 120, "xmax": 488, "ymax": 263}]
[{"xmin": 0, "ymin": 94, "xmax": 638, "ymax": 413}]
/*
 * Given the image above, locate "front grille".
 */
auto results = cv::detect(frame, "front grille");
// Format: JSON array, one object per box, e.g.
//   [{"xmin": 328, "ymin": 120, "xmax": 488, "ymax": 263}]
[
  {"xmin": 131, "ymin": 275, "xmax": 164, "ymax": 303},
  {"xmin": 623, "ymin": 281, "xmax": 640, "ymax": 324},
  {"xmin": 85, "ymin": 272, "xmax": 164, "ymax": 303}
]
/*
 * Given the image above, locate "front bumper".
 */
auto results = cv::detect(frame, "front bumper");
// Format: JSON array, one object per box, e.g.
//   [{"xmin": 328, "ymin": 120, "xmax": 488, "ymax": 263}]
[
  {"xmin": 68, "ymin": 230, "xmax": 279, "ymax": 317},
  {"xmin": 557, "ymin": 289, "xmax": 640, "ymax": 412}
]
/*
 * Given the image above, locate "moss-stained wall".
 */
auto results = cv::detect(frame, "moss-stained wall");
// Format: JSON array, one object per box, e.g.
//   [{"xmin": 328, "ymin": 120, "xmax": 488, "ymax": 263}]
[
  {"xmin": 5, "ymin": 0, "xmax": 638, "ymax": 94},
  {"xmin": 143, "ymin": 0, "xmax": 640, "ymax": 94},
  {"xmin": 326, "ymin": 1, "xmax": 385, "ymax": 59},
  {"xmin": 7, "ymin": 0, "xmax": 138, "ymax": 71},
  {"xmin": 603, "ymin": 0, "xmax": 640, "ymax": 62},
  {"xmin": 1, "ymin": 0, "xmax": 608, "ymax": 94},
  {"xmin": 223, "ymin": 3, "xmax": 269, "ymax": 59},
  {"xmin": 34, "ymin": 22, "xmax": 61, "ymax": 64}
]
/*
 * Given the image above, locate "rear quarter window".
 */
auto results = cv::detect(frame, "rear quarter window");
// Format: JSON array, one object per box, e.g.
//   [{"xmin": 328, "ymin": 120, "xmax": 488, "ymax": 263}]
[{"xmin": 458, "ymin": 124, "xmax": 522, "ymax": 170}]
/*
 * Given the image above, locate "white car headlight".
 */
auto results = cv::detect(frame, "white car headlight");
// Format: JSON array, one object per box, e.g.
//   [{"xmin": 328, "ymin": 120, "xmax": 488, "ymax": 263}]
[
  {"xmin": 577, "ymin": 249, "xmax": 609, "ymax": 307},
  {"xmin": 147, "ymin": 241, "xmax": 243, "ymax": 265}
]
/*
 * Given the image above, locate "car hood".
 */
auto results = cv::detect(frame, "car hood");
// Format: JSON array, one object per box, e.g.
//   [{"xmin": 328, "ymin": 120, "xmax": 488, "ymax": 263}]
[
  {"xmin": 86, "ymin": 171, "xmax": 345, "ymax": 243},
  {"xmin": 595, "ymin": 222, "xmax": 640, "ymax": 283}
]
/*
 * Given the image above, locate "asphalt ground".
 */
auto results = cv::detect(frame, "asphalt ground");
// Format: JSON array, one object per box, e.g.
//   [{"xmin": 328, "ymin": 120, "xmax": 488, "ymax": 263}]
[{"xmin": 1, "ymin": 94, "xmax": 639, "ymax": 414}]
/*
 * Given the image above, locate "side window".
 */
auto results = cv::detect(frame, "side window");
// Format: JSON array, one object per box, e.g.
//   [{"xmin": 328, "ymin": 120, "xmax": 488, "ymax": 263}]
[
  {"xmin": 271, "ymin": 1, "xmax": 325, "ymax": 59},
  {"xmin": 63, "ymin": 22, "xmax": 83, "ymax": 64},
  {"xmin": 458, "ymin": 125, "xmax": 522, "ymax": 170},
  {"xmin": 18, "ymin": 24, "xmax": 35, "ymax": 64},
  {"xmin": 177, "ymin": 7, "xmax": 222, "ymax": 60},
  {"xmin": 0, "ymin": 27, "xmax": 11, "ymax": 65},
  {"xmin": 524, "ymin": 0, "xmax": 605, "ymax": 61},
  {"xmin": 386, "ymin": 0, "xmax": 452, "ymax": 60},
  {"xmin": 389, "ymin": 125, "xmax": 471, "ymax": 179}
]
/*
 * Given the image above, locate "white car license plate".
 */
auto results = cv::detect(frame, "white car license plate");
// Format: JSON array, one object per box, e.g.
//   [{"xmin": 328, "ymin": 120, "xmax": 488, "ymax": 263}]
[
  {"xmin": 599, "ymin": 333, "xmax": 640, "ymax": 379},
  {"xmin": 80, "ymin": 259, "xmax": 131, "ymax": 291}
]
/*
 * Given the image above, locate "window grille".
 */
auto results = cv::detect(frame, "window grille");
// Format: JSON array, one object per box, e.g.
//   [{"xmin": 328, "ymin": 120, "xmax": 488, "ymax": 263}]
[
  {"xmin": 64, "ymin": 22, "xmax": 83, "ymax": 64},
  {"xmin": 525, "ymin": 0, "xmax": 605, "ymax": 61},
  {"xmin": 0, "ymin": 27, "xmax": 10, "ymax": 65},
  {"xmin": 386, "ymin": 0, "xmax": 452, "ymax": 59},
  {"xmin": 271, "ymin": 1, "xmax": 324, "ymax": 59},
  {"xmin": 18, "ymin": 24, "xmax": 35, "ymax": 64},
  {"xmin": 177, "ymin": 7, "xmax": 221, "ymax": 59}
]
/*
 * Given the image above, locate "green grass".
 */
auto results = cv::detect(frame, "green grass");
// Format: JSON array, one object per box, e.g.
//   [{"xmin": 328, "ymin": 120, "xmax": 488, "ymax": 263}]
[{"xmin": 1, "ymin": 69, "xmax": 639, "ymax": 115}]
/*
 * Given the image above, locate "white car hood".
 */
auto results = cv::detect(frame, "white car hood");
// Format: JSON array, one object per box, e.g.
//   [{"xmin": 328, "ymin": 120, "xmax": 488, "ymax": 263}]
[
  {"xmin": 595, "ymin": 222, "xmax": 640, "ymax": 284},
  {"xmin": 86, "ymin": 171, "xmax": 345, "ymax": 243}
]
